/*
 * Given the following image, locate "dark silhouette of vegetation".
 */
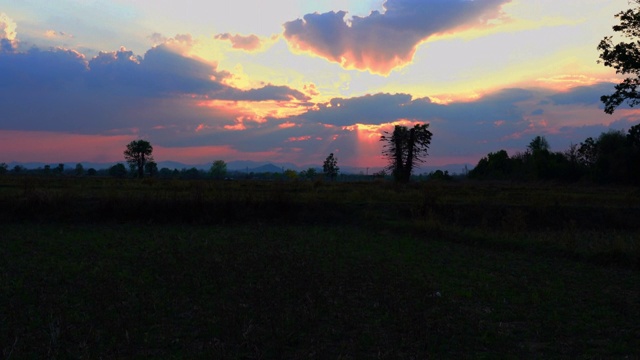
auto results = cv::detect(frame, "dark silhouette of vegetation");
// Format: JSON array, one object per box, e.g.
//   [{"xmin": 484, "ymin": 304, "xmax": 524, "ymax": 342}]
[
  {"xmin": 75, "ymin": 163, "xmax": 84, "ymax": 176},
  {"xmin": 380, "ymin": 123, "xmax": 433, "ymax": 183},
  {"xmin": 210, "ymin": 160, "xmax": 227, "ymax": 180},
  {"xmin": 124, "ymin": 140, "xmax": 154, "ymax": 178},
  {"xmin": 470, "ymin": 128, "xmax": 640, "ymax": 184},
  {"xmin": 108, "ymin": 163, "xmax": 128, "ymax": 178},
  {"xmin": 181, "ymin": 167, "xmax": 203, "ymax": 180},
  {"xmin": 54, "ymin": 163, "xmax": 64, "ymax": 175},
  {"xmin": 323, "ymin": 153, "xmax": 339, "ymax": 180},
  {"xmin": 427, "ymin": 169, "xmax": 453, "ymax": 181},
  {"xmin": 145, "ymin": 161, "xmax": 158, "ymax": 177},
  {"xmin": 299, "ymin": 167, "xmax": 318, "ymax": 180},
  {"xmin": 0, "ymin": 162, "xmax": 7, "ymax": 175},
  {"xmin": 599, "ymin": 0, "xmax": 640, "ymax": 113}
]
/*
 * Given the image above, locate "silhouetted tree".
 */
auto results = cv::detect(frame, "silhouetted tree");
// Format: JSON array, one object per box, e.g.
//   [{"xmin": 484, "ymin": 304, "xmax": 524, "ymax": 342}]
[
  {"xmin": 210, "ymin": 160, "xmax": 227, "ymax": 180},
  {"xmin": 599, "ymin": 0, "xmax": 640, "ymax": 113},
  {"xmin": 0, "ymin": 163, "xmax": 6, "ymax": 175},
  {"xmin": 469, "ymin": 149, "xmax": 513, "ymax": 180},
  {"xmin": 527, "ymin": 136, "xmax": 550, "ymax": 153},
  {"xmin": 284, "ymin": 169, "xmax": 298, "ymax": 180},
  {"xmin": 124, "ymin": 140, "xmax": 154, "ymax": 178},
  {"xmin": 54, "ymin": 163, "xmax": 64, "ymax": 175},
  {"xmin": 629, "ymin": 123, "xmax": 640, "ymax": 148},
  {"xmin": 428, "ymin": 170, "xmax": 452, "ymax": 181},
  {"xmin": 109, "ymin": 163, "xmax": 128, "ymax": 178},
  {"xmin": 628, "ymin": 123, "xmax": 640, "ymax": 182},
  {"xmin": 145, "ymin": 161, "xmax": 158, "ymax": 177},
  {"xmin": 594, "ymin": 130, "xmax": 631, "ymax": 183},
  {"xmin": 75, "ymin": 163, "xmax": 84, "ymax": 176},
  {"xmin": 323, "ymin": 153, "xmax": 339, "ymax": 180},
  {"xmin": 300, "ymin": 167, "xmax": 318, "ymax": 180},
  {"xmin": 181, "ymin": 167, "xmax": 203, "ymax": 179},
  {"xmin": 578, "ymin": 137, "xmax": 598, "ymax": 168},
  {"xmin": 381, "ymin": 123, "xmax": 433, "ymax": 183}
]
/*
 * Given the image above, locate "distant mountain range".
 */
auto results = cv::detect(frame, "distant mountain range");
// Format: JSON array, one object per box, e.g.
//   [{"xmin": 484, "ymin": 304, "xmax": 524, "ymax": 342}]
[{"xmin": 5, "ymin": 160, "xmax": 473, "ymax": 175}]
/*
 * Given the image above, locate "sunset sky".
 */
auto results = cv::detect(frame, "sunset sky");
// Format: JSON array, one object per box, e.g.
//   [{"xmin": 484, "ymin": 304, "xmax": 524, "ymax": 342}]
[{"xmin": 1, "ymin": 0, "xmax": 639, "ymax": 170}]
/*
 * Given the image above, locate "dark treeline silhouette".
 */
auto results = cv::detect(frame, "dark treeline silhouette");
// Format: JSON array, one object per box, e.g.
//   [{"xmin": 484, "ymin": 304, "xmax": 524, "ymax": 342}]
[{"xmin": 469, "ymin": 125, "xmax": 640, "ymax": 184}]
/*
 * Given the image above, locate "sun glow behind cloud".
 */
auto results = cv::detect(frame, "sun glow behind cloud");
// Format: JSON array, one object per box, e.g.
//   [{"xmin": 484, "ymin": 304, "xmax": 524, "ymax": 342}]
[{"xmin": 196, "ymin": 99, "xmax": 310, "ymax": 122}]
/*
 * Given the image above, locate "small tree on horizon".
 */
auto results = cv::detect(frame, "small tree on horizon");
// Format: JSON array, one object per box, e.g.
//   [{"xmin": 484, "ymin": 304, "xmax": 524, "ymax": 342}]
[
  {"xmin": 124, "ymin": 139, "xmax": 154, "ymax": 178},
  {"xmin": 527, "ymin": 136, "xmax": 550, "ymax": 154},
  {"xmin": 109, "ymin": 163, "xmax": 128, "ymax": 178},
  {"xmin": 145, "ymin": 160, "xmax": 158, "ymax": 177},
  {"xmin": 75, "ymin": 163, "xmax": 84, "ymax": 176},
  {"xmin": 300, "ymin": 167, "xmax": 318, "ymax": 180},
  {"xmin": 323, "ymin": 153, "xmax": 339, "ymax": 181},
  {"xmin": 210, "ymin": 160, "xmax": 227, "ymax": 179}
]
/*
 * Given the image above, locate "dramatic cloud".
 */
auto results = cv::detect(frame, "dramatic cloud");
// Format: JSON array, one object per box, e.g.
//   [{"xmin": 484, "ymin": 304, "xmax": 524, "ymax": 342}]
[
  {"xmin": 215, "ymin": 33, "xmax": 262, "ymax": 51},
  {"xmin": 0, "ymin": 40, "xmax": 311, "ymax": 137},
  {"xmin": 549, "ymin": 82, "xmax": 614, "ymax": 106},
  {"xmin": 283, "ymin": 0, "xmax": 510, "ymax": 74},
  {"xmin": 221, "ymin": 85, "xmax": 310, "ymax": 101}
]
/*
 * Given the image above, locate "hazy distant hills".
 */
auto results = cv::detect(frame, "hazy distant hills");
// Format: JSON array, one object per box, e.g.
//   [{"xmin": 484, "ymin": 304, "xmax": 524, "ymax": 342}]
[{"xmin": 6, "ymin": 160, "xmax": 472, "ymax": 175}]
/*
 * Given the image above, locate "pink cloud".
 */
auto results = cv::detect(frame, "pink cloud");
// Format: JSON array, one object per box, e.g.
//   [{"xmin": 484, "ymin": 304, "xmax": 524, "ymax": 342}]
[
  {"xmin": 279, "ymin": 122, "xmax": 297, "ymax": 129},
  {"xmin": 283, "ymin": 0, "xmax": 510, "ymax": 74},
  {"xmin": 286, "ymin": 135, "xmax": 312, "ymax": 142}
]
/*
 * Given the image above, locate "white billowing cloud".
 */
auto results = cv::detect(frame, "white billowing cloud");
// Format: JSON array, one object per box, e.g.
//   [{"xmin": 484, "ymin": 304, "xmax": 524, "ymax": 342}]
[
  {"xmin": 0, "ymin": 12, "xmax": 18, "ymax": 52},
  {"xmin": 0, "ymin": 13, "xmax": 17, "ymax": 40}
]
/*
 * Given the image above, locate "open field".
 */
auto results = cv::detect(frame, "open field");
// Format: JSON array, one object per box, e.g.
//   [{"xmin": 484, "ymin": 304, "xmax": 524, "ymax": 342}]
[{"xmin": 1, "ymin": 176, "xmax": 639, "ymax": 358}]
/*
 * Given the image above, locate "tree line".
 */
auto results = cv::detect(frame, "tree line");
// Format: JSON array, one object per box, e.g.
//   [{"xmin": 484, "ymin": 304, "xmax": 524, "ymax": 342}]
[{"xmin": 468, "ymin": 127, "xmax": 640, "ymax": 184}]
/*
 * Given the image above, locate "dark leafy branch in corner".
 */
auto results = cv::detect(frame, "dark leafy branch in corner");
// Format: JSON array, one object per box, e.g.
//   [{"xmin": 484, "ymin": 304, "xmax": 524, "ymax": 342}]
[{"xmin": 599, "ymin": 0, "xmax": 640, "ymax": 114}]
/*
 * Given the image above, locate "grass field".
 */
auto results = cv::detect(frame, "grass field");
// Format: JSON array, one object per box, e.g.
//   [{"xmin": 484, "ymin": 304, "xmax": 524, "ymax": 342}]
[{"xmin": 1, "ymin": 176, "xmax": 639, "ymax": 358}]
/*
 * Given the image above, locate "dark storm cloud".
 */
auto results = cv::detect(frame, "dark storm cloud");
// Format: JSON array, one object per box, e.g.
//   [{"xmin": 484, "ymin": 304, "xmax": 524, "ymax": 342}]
[
  {"xmin": 303, "ymin": 93, "xmax": 416, "ymax": 125},
  {"xmin": 219, "ymin": 84, "xmax": 310, "ymax": 101},
  {"xmin": 298, "ymin": 88, "xmax": 533, "ymax": 127},
  {"xmin": 548, "ymin": 82, "xmax": 614, "ymax": 106},
  {"xmin": 283, "ymin": 0, "xmax": 510, "ymax": 74},
  {"xmin": 86, "ymin": 46, "xmax": 231, "ymax": 97},
  {"xmin": 0, "ymin": 42, "xmax": 310, "ymax": 133}
]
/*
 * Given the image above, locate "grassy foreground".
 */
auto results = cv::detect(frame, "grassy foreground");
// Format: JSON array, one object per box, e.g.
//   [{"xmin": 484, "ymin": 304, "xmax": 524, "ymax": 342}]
[{"xmin": 1, "ymin": 177, "xmax": 639, "ymax": 358}]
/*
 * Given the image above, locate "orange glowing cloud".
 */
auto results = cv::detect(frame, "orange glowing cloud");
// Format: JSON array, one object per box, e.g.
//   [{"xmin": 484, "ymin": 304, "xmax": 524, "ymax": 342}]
[
  {"xmin": 279, "ymin": 122, "xmax": 297, "ymax": 129},
  {"xmin": 224, "ymin": 122, "xmax": 247, "ymax": 131},
  {"xmin": 286, "ymin": 135, "xmax": 311, "ymax": 142},
  {"xmin": 197, "ymin": 99, "xmax": 310, "ymax": 120},
  {"xmin": 283, "ymin": 0, "xmax": 509, "ymax": 75}
]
